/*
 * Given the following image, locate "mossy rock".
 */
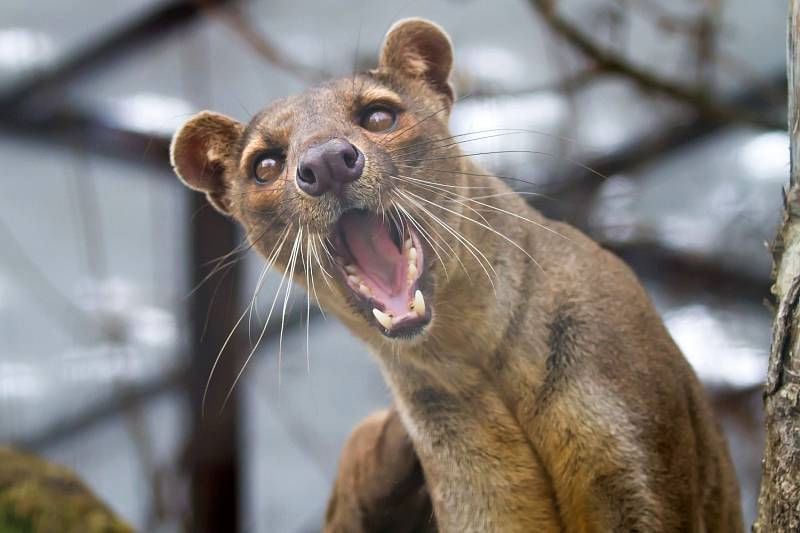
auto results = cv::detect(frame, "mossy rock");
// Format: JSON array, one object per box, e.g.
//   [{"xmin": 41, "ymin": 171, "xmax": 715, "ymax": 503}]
[{"xmin": 0, "ymin": 447, "xmax": 133, "ymax": 533}]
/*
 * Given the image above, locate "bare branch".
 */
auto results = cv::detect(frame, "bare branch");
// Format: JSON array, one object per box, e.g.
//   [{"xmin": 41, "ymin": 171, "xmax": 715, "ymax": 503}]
[
  {"xmin": 463, "ymin": 68, "xmax": 597, "ymax": 99},
  {"xmin": 528, "ymin": 0, "xmax": 784, "ymax": 130},
  {"xmin": 202, "ymin": 3, "xmax": 332, "ymax": 84}
]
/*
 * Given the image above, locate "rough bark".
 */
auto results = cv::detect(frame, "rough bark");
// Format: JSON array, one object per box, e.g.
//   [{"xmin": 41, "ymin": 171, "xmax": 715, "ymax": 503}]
[{"xmin": 753, "ymin": 1, "xmax": 800, "ymax": 531}]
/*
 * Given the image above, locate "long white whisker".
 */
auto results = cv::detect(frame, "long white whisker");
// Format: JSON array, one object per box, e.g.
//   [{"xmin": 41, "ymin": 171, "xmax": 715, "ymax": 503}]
[
  {"xmin": 392, "ymin": 199, "xmax": 458, "ymax": 264},
  {"xmin": 248, "ymin": 228, "xmax": 290, "ymax": 345},
  {"xmin": 315, "ymin": 235, "xmax": 336, "ymax": 294},
  {"xmin": 397, "ymin": 149, "xmax": 609, "ymax": 183},
  {"xmin": 202, "ymin": 225, "xmax": 290, "ymax": 417},
  {"xmin": 395, "ymin": 163, "xmax": 549, "ymax": 191},
  {"xmin": 398, "ymin": 190, "xmax": 495, "ymax": 287},
  {"xmin": 394, "ymin": 173, "xmax": 579, "ymax": 248},
  {"xmin": 308, "ymin": 237, "xmax": 328, "ymax": 319},
  {"xmin": 391, "ymin": 130, "xmax": 548, "ymax": 159},
  {"xmin": 394, "ymin": 198, "xmax": 469, "ymax": 281},
  {"xmin": 396, "ymin": 190, "xmax": 496, "ymax": 288},
  {"xmin": 304, "ymin": 233, "xmax": 312, "ymax": 373},
  {"xmin": 307, "ymin": 241, "xmax": 332, "ymax": 281},
  {"xmin": 470, "ymin": 191, "xmax": 553, "ymax": 201},
  {"xmin": 403, "ymin": 189, "xmax": 544, "ymax": 273},
  {"xmin": 388, "ymin": 172, "xmax": 495, "ymax": 191},
  {"xmin": 277, "ymin": 226, "xmax": 303, "ymax": 389},
  {"xmin": 389, "ymin": 127, "xmax": 584, "ymax": 157},
  {"xmin": 388, "ymin": 205, "xmax": 407, "ymax": 244},
  {"xmin": 320, "ymin": 235, "xmax": 337, "ymax": 264},
  {"xmin": 459, "ymin": 195, "xmax": 582, "ymax": 248},
  {"xmin": 390, "ymin": 174, "xmax": 493, "ymax": 227},
  {"xmin": 248, "ymin": 264, "xmax": 270, "ymax": 346},
  {"xmin": 392, "ymin": 200, "xmax": 451, "ymax": 278},
  {"xmin": 220, "ymin": 228, "xmax": 300, "ymax": 411}
]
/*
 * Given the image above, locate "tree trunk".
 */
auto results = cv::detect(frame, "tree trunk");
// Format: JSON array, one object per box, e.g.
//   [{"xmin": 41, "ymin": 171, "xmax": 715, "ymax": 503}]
[{"xmin": 753, "ymin": 1, "xmax": 800, "ymax": 531}]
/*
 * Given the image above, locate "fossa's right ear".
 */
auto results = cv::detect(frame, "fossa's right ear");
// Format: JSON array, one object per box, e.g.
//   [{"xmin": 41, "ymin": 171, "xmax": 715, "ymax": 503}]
[
  {"xmin": 379, "ymin": 18, "xmax": 454, "ymax": 103},
  {"xmin": 170, "ymin": 111, "xmax": 244, "ymax": 215}
]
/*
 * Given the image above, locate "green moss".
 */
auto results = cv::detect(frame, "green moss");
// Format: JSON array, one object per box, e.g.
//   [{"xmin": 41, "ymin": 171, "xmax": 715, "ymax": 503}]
[
  {"xmin": 0, "ymin": 448, "xmax": 134, "ymax": 533},
  {"xmin": 0, "ymin": 507, "xmax": 33, "ymax": 533}
]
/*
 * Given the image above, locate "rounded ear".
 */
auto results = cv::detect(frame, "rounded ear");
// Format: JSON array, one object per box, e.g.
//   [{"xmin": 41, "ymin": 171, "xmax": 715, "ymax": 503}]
[
  {"xmin": 170, "ymin": 111, "xmax": 244, "ymax": 215},
  {"xmin": 379, "ymin": 18, "xmax": 454, "ymax": 102}
]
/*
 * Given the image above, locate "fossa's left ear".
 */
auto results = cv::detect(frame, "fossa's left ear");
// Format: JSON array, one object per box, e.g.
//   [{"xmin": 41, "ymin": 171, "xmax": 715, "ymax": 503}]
[
  {"xmin": 379, "ymin": 17, "xmax": 454, "ymax": 103},
  {"xmin": 170, "ymin": 111, "xmax": 244, "ymax": 215}
]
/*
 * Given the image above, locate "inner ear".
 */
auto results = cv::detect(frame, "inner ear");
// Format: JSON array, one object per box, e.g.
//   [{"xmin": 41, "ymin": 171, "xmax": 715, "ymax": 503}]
[
  {"xmin": 379, "ymin": 18, "xmax": 454, "ymax": 102},
  {"xmin": 170, "ymin": 111, "xmax": 244, "ymax": 213}
]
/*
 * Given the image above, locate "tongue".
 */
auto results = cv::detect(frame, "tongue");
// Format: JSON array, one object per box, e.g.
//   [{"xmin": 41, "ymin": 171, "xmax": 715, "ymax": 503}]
[{"xmin": 340, "ymin": 211, "xmax": 402, "ymax": 293}]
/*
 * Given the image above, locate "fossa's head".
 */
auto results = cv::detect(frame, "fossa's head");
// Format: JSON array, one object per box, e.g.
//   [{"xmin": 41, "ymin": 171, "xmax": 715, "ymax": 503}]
[{"xmin": 172, "ymin": 18, "xmax": 462, "ymax": 341}]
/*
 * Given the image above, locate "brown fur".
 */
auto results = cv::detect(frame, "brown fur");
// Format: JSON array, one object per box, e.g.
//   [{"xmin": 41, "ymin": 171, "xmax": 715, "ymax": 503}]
[
  {"xmin": 325, "ymin": 409, "xmax": 436, "ymax": 533},
  {"xmin": 170, "ymin": 18, "xmax": 742, "ymax": 532}
]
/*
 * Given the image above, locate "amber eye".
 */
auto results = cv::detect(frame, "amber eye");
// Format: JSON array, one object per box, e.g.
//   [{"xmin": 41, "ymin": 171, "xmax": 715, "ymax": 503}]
[
  {"xmin": 252, "ymin": 151, "xmax": 285, "ymax": 184},
  {"xmin": 360, "ymin": 106, "xmax": 396, "ymax": 133}
]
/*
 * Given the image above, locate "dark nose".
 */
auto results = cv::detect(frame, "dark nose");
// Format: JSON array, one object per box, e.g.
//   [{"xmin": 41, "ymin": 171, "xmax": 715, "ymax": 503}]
[{"xmin": 296, "ymin": 138, "xmax": 365, "ymax": 197}]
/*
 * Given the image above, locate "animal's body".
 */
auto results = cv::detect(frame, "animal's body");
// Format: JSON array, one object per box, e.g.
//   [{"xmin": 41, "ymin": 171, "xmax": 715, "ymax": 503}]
[{"xmin": 170, "ymin": 18, "xmax": 742, "ymax": 532}]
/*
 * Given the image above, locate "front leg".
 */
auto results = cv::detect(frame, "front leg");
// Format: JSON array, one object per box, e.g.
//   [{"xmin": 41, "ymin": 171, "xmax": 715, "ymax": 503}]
[
  {"xmin": 324, "ymin": 408, "xmax": 436, "ymax": 533},
  {"xmin": 391, "ymin": 380, "xmax": 565, "ymax": 533},
  {"xmin": 527, "ymin": 374, "xmax": 741, "ymax": 532}
]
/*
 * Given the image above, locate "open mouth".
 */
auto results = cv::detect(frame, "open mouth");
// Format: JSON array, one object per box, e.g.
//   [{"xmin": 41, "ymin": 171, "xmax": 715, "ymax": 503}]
[{"xmin": 331, "ymin": 209, "xmax": 431, "ymax": 338}]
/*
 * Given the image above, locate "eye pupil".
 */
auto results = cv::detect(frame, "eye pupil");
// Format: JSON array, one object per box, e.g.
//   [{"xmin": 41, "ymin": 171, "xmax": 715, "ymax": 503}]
[
  {"xmin": 254, "ymin": 153, "xmax": 284, "ymax": 183},
  {"xmin": 362, "ymin": 107, "xmax": 396, "ymax": 132}
]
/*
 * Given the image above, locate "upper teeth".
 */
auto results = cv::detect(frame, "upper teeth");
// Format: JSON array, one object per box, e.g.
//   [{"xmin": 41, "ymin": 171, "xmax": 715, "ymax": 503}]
[
  {"xmin": 406, "ymin": 239, "xmax": 418, "ymax": 286},
  {"xmin": 407, "ymin": 264, "xmax": 417, "ymax": 283},
  {"xmin": 372, "ymin": 308, "xmax": 393, "ymax": 330},
  {"xmin": 414, "ymin": 290, "xmax": 426, "ymax": 318}
]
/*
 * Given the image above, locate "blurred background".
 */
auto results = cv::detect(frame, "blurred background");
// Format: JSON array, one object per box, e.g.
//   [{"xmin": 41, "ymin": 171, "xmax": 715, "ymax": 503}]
[{"xmin": 0, "ymin": 0, "xmax": 789, "ymax": 531}]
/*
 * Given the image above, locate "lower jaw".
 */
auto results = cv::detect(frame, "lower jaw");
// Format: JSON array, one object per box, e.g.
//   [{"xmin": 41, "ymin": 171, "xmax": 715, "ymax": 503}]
[
  {"xmin": 383, "ymin": 323, "xmax": 428, "ymax": 339},
  {"xmin": 338, "ymin": 280, "xmax": 432, "ymax": 339},
  {"xmin": 374, "ymin": 303, "xmax": 432, "ymax": 339}
]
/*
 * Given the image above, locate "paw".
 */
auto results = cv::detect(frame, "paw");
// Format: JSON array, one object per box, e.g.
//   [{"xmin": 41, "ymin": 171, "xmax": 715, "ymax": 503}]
[{"xmin": 324, "ymin": 408, "xmax": 436, "ymax": 533}]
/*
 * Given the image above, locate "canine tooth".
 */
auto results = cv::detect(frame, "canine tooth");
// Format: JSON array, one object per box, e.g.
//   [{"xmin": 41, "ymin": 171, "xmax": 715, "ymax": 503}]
[
  {"xmin": 372, "ymin": 308, "xmax": 393, "ymax": 330},
  {"xmin": 408, "ymin": 247, "xmax": 417, "ymax": 261},
  {"xmin": 414, "ymin": 290, "xmax": 426, "ymax": 317},
  {"xmin": 404, "ymin": 238, "xmax": 413, "ymax": 250},
  {"xmin": 345, "ymin": 265, "xmax": 358, "ymax": 275}
]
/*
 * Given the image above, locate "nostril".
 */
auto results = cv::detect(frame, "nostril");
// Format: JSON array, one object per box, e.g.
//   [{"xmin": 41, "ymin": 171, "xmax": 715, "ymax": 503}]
[
  {"xmin": 343, "ymin": 144, "xmax": 358, "ymax": 169},
  {"xmin": 297, "ymin": 164, "xmax": 316, "ymax": 184}
]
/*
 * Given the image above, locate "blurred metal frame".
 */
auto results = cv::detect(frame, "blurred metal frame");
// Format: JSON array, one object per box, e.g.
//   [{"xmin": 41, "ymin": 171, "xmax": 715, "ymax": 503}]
[{"xmin": 0, "ymin": 1, "xmax": 247, "ymax": 530}]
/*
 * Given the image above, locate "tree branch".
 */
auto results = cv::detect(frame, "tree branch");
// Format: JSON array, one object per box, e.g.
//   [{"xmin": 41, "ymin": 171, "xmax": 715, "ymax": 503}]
[
  {"xmin": 204, "ymin": 3, "xmax": 332, "ymax": 84},
  {"xmin": 527, "ymin": 0, "xmax": 785, "ymax": 130},
  {"xmin": 754, "ymin": 0, "xmax": 800, "ymax": 530}
]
